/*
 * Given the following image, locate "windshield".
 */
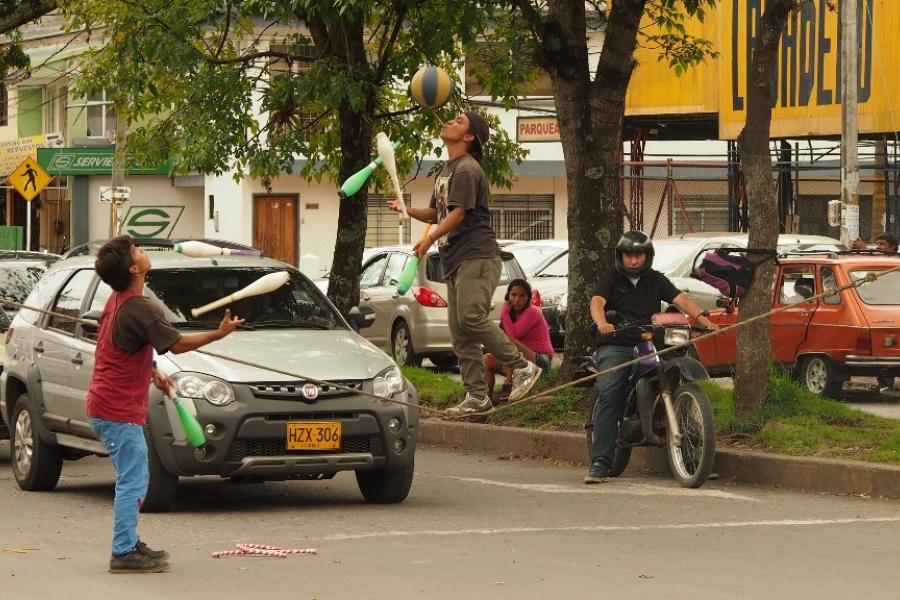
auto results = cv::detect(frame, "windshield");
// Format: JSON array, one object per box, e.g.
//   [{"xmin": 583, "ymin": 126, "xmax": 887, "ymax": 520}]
[
  {"xmin": 0, "ymin": 264, "xmax": 48, "ymax": 314},
  {"xmin": 653, "ymin": 240, "xmax": 703, "ymax": 274},
  {"xmin": 537, "ymin": 252, "xmax": 568, "ymax": 277},
  {"xmin": 850, "ymin": 269, "xmax": 900, "ymax": 305},
  {"xmin": 144, "ymin": 268, "xmax": 345, "ymax": 329},
  {"xmin": 507, "ymin": 245, "xmax": 564, "ymax": 275}
]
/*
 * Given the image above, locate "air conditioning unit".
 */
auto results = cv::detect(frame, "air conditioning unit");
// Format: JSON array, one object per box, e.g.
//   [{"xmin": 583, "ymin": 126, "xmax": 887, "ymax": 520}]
[{"xmin": 44, "ymin": 132, "xmax": 65, "ymax": 148}]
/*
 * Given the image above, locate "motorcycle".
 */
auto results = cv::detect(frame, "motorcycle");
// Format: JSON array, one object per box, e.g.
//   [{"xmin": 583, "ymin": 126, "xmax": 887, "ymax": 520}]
[{"xmin": 577, "ymin": 311, "xmax": 717, "ymax": 488}]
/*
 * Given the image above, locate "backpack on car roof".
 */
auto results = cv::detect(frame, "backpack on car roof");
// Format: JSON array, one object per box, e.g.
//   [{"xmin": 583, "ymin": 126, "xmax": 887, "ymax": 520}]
[{"xmin": 691, "ymin": 247, "xmax": 775, "ymax": 299}]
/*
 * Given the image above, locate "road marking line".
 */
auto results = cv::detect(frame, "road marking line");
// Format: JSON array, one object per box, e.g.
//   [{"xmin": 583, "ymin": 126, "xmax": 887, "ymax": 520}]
[
  {"xmin": 445, "ymin": 476, "xmax": 758, "ymax": 501},
  {"xmin": 324, "ymin": 517, "xmax": 900, "ymax": 541}
]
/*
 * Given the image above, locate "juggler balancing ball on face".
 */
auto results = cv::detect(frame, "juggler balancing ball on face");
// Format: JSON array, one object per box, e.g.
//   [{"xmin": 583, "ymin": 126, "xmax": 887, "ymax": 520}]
[{"xmin": 410, "ymin": 65, "xmax": 454, "ymax": 108}]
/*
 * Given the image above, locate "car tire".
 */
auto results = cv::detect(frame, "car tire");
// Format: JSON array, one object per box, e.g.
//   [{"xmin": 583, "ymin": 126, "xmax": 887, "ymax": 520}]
[
  {"xmin": 800, "ymin": 355, "xmax": 843, "ymax": 399},
  {"xmin": 140, "ymin": 426, "xmax": 178, "ymax": 513},
  {"xmin": 356, "ymin": 459, "xmax": 414, "ymax": 504},
  {"xmin": 391, "ymin": 320, "xmax": 421, "ymax": 367},
  {"xmin": 10, "ymin": 394, "xmax": 63, "ymax": 491}
]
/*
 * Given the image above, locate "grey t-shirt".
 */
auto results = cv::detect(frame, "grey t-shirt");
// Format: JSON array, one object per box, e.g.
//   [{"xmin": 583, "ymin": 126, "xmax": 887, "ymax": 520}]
[
  {"xmin": 428, "ymin": 153, "xmax": 499, "ymax": 277},
  {"xmin": 113, "ymin": 296, "xmax": 182, "ymax": 355}
]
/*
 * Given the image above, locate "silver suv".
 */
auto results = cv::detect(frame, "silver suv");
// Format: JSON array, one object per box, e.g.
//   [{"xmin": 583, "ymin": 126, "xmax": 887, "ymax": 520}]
[
  {"xmin": 1, "ymin": 249, "xmax": 418, "ymax": 511},
  {"xmin": 350, "ymin": 247, "xmax": 527, "ymax": 368}
]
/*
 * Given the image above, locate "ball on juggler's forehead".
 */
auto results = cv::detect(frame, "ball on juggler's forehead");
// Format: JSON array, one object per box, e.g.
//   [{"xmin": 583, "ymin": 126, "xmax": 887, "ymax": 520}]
[{"xmin": 410, "ymin": 65, "xmax": 454, "ymax": 109}]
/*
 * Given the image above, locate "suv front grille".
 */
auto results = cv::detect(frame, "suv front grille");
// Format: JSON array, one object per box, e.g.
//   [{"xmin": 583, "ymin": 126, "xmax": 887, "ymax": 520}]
[
  {"xmin": 225, "ymin": 435, "xmax": 385, "ymax": 461},
  {"xmin": 249, "ymin": 381, "xmax": 364, "ymax": 401}
]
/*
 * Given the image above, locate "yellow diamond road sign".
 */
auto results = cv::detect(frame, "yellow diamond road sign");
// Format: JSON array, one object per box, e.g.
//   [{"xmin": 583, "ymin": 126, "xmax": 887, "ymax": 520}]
[{"xmin": 8, "ymin": 157, "xmax": 51, "ymax": 202}]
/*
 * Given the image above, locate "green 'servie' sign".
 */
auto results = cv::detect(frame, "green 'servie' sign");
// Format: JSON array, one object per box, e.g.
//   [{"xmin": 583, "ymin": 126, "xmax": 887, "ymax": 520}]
[{"xmin": 37, "ymin": 148, "xmax": 171, "ymax": 175}]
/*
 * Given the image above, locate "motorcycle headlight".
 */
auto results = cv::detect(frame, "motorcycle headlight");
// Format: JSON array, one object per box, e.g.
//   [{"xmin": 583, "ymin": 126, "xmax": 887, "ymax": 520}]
[
  {"xmin": 172, "ymin": 372, "xmax": 236, "ymax": 406},
  {"xmin": 663, "ymin": 327, "xmax": 691, "ymax": 347},
  {"xmin": 372, "ymin": 366, "xmax": 405, "ymax": 398}
]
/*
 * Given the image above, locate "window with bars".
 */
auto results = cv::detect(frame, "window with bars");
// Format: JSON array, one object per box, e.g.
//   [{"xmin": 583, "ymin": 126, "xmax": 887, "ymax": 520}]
[
  {"xmin": 489, "ymin": 194, "xmax": 554, "ymax": 241},
  {"xmin": 366, "ymin": 194, "xmax": 412, "ymax": 247},
  {"xmin": 269, "ymin": 44, "xmax": 321, "ymax": 139},
  {"xmin": 671, "ymin": 197, "xmax": 729, "ymax": 234}
]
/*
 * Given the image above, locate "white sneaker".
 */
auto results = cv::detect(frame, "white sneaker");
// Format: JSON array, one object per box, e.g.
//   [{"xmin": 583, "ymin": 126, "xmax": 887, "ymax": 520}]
[
  {"xmin": 445, "ymin": 393, "xmax": 492, "ymax": 416},
  {"xmin": 508, "ymin": 361, "xmax": 542, "ymax": 402},
  {"xmin": 880, "ymin": 386, "xmax": 892, "ymax": 395}
]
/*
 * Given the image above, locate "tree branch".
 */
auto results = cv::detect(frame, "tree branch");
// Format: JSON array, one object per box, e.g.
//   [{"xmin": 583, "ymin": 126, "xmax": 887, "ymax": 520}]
[{"xmin": 0, "ymin": 0, "xmax": 56, "ymax": 34}]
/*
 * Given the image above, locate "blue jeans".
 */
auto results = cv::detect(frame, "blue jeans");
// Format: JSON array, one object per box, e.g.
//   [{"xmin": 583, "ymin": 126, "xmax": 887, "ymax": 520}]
[
  {"xmin": 89, "ymin": 417, "xmax": 148, "ymax": 556},
  {"xmin": 590, "ymin": 345, "xmax": 635, "ymax": 466}
]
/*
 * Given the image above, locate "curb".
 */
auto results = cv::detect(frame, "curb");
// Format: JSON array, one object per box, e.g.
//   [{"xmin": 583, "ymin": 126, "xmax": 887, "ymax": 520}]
[{"xmin": 419, "ymin": 419, "xmax": 900, "ymax": 499}]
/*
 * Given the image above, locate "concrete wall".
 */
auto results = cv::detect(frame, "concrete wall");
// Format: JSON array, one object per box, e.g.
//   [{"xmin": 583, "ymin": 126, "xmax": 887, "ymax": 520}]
[{"xmin": 86, "ymin": 175, "xmax": 203, "ymax": 240}]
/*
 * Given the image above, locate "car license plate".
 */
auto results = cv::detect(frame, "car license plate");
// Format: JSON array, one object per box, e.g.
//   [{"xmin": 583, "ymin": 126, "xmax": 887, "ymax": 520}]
[{"xmin": 286, "ymin": 422, "xmax": 341, "ymax": 450}]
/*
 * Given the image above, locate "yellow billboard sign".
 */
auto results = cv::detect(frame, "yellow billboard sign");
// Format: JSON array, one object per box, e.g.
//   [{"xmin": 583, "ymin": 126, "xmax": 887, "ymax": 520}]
[
  {"xmin": 720, "ymin": 0, "xmax": 895, "ymax": 139},
  {"xmin": 627, "ymin": 0, "xmax": 897, "ymax": 140},
  {"xmin": 0, "ymin": 134, "xmax": 46, "ymax": 176}
]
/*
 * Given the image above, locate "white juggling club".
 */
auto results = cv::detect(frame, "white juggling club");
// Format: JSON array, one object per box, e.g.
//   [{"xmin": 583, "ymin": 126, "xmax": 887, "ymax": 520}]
[
  {"xmin": 190, "ymin": 271, "xmax": 290, "ymax": 317},
  {"xmin": 376, "ymin": 132, "xmax": 407, "ymax": 220}
]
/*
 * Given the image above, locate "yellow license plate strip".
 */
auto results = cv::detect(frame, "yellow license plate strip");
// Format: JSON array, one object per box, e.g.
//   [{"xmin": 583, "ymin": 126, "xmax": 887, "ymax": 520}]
[{"xmin": 286, "ymin": 421, "xmax": 341, "ymax": 450}]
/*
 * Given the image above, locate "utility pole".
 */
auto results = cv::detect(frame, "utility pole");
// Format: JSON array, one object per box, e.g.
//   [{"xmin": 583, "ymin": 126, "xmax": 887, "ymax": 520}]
[{"xmin": 840, "ymin": 0, "xmax": 859, "ymax": 245}]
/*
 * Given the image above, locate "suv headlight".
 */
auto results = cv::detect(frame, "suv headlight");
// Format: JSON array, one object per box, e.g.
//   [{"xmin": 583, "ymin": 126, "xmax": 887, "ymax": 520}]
[
  {"xmin": 372, "ymin": 366, "xmax": 405, "ymax": 398},
  {"xmin": 172, "ymin": 372, "xmax": 236, "ymax": 406},
  {"xmin": 663, "ymin": 327, "xmax": 691, "ymax": 347}
]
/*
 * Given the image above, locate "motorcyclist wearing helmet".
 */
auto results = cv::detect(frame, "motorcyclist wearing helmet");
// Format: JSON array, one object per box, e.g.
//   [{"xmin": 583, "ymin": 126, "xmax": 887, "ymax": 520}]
[{"xmin": 585, "ymin": 230, "xmax": 717, "ymax": 483}]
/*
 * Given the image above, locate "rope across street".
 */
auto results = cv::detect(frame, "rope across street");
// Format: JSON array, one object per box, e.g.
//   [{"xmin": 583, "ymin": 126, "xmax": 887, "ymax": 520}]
[{"xmin": 1, "ymin": 263, "xmax": 897, "ymax": 419}]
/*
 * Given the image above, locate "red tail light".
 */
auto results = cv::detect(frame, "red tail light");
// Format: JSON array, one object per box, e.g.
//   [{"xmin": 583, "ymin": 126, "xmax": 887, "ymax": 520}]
[
  {"xmin": 412, "ymin": 286, "xmax": 448, "ymax": 308},
  {"xmin": 531, "ymin": 289, "xmax": 542, "ymax": 307},
  {"xmin": 4, "ymin": 326, "xmax": 13, "ymax": 345}
]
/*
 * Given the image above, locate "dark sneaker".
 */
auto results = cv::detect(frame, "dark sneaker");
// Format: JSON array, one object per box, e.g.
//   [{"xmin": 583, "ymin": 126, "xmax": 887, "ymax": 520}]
[
  {"xmin": 445, "ymin": 393, "xmax": 492, "ymax": 416},
  {"xmin": 135, "ymin": 541, "xmax": 169, "ymax": 561},
  {"xmin": 509, "ymin": 361, "xmax": 542, "ymax": 402},
  {"xmin": 584, "ymin": 460, "xmax": 611, "ymax": 484},
  {"xmin": 109, "ymin": 549, "xmax": 169, "ymax": 574}
]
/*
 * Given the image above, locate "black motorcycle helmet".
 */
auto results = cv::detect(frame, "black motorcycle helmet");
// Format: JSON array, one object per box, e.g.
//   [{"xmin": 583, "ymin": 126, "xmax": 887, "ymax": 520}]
[{"xmin": 614, "ymin": 230, "xmax": 655, "ymax": 277}]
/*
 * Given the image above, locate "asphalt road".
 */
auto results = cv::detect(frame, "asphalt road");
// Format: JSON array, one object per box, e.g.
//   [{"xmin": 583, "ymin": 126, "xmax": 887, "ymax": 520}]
[{"xmin": 1, "ymin": 441, "xmax": 899, "ymax": 599}]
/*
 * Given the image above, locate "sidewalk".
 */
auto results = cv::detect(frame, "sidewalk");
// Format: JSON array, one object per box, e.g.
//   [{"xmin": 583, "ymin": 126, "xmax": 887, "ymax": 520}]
[{"xmin": 419, "ymin": 419, "xmax": 900, "ymax": 499}]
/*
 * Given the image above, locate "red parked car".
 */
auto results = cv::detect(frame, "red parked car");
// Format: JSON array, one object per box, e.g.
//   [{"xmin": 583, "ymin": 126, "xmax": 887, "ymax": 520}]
[{"xmin": 693, "ymin": 252, "xmax": 900, "ymax": 398}]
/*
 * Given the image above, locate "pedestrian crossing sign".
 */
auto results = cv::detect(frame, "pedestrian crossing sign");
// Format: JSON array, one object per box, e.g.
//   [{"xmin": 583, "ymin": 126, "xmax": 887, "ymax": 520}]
[{"xmin": 8, "ymin": 157, "xmax": 51, "ymax": 202}]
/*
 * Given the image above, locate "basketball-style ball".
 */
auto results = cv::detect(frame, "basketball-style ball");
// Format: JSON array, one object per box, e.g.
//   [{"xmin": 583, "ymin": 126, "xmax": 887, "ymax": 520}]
[{"xmin": 410, "ymin": 65, "xmax": 454, "ymax": 108}]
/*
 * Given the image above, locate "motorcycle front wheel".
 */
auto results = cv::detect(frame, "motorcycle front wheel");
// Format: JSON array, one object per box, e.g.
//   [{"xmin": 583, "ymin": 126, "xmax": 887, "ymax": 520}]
[{"xmin": 666, "ymin": 382, "xmax": 716, "ymax": 488}]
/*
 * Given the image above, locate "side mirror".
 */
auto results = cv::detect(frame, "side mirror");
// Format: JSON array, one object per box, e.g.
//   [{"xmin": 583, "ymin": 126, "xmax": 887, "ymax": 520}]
[{"xmin": 347, "ymin": 306, "xmax": 375, "ymax": 331}]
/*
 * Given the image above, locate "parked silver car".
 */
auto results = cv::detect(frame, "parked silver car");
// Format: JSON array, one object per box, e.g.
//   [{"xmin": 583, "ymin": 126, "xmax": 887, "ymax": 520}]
[
  {"xmin": 1, "ymin": 248, "xmax": 418, "ymax": 511},
  {"xmin": 0, "ymin": 251, "xmax": 60, "ymax": 438},
  {"xmin": 328, "ymin": 246, "xmax": 528, "ymax": 368}
]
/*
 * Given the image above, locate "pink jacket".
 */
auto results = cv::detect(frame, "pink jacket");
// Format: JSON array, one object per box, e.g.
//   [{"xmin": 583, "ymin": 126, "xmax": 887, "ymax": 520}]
[{"xmin": 501, "ymin": 304, "xmax": 554, "ymax": 357}]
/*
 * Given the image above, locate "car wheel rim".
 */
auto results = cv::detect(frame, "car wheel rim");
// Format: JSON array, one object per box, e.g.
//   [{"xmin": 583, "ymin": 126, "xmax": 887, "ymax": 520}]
[
  {"xmin": 13, "ymin": 410, "xmax": 34, "ymax": 475},
  {"xmin": 805, "ymin": 359, "xmax": 828, "ymax": 394},
  {"xmin": 394, "ymin": 327, "xmax": 409, "ymax": 364}
]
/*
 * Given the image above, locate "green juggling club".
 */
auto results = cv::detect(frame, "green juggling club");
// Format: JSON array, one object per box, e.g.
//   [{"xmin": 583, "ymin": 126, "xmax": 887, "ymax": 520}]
[
  {"xmin": 338, "ymin": 140, "xmax": 401, "ymax": 199},
  {"xmin": 166, "ymin": 387, "xmax": 206, "ymax": 448},
  {"xmin": 396, "ymin": 225, "xmax": 432, "ymax": 295}
]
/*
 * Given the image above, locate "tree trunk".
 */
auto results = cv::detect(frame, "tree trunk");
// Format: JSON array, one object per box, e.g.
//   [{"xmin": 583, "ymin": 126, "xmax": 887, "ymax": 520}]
[
  {"xmin": 319, "ymin": 17, "xmax": 373, "ymax": 316},
  {"xmin": 734, "ymin": 0, "xmax": 794, "ymax": 417},
  {"xmin": 537, "ymin": 0, "xmax": 646, "ymax": 372}
]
